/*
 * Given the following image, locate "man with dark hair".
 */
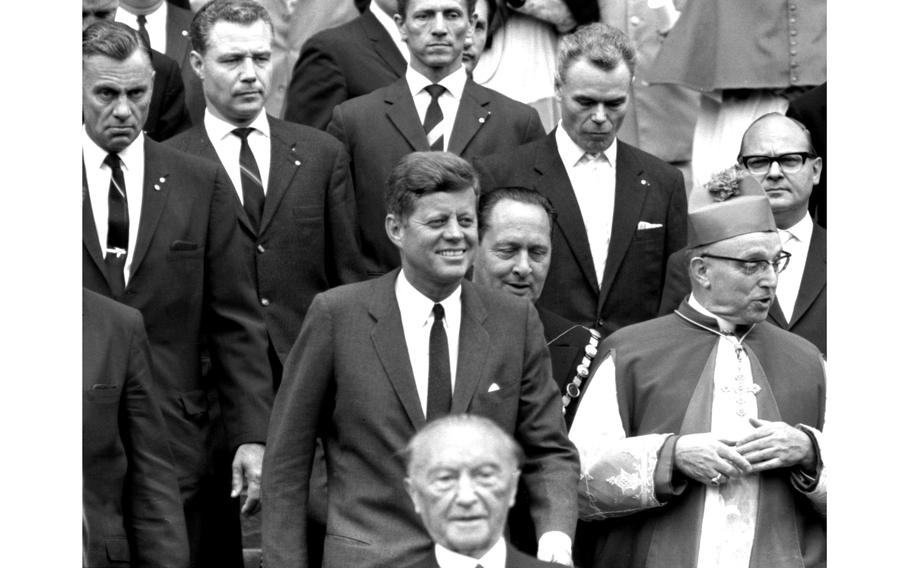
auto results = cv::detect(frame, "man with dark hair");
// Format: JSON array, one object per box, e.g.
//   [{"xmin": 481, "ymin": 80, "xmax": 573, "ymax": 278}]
[
  {"xmin": 83, "ymin": 0, "xmax": 190, "ymax": 141},
  {"xmin": 477, "ymin": 22, "xmax": 687, "ymax": 338},
  {"xmin": 659, "ymin": 113, "xmax": 826, "ymax": 355},
  {"xmin": 82, "ymin": 20, "xmax": 273, "ymax": 568},
  {"xmin": 326, "ymin": 0, "xmax": 546, "ymax": 279},
  {"xmin": 402, "ymin": 414, "xmax": 565, "ymax": 568},
  {"xmin": 262, "ymin": 151, "xmax": 578, "ymax": 568}
]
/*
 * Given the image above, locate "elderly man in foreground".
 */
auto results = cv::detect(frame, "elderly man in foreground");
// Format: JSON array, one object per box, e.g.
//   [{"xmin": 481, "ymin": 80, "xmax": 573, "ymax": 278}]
[
  {"xmin": 569, "ymin": 176, "xmax": 826, "ymax": 568},
  {"xmin": 402, "ymin": 414, "xmax": 566, "ymax": 568}
]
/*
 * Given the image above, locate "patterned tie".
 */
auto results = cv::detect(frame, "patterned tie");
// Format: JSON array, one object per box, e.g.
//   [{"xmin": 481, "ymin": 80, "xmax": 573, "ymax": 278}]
[
  {"xmin": 426, "ymin": 303, "xmax": 452, "ymax": 420},
  {"xmin": 423, "ymin": 84, "xmax": 446, "ymax": 151},
  {"xmin": 136, "ymin": 14, "xmax": 151, "ymax": 48},
  {"xmin": 104, "ymin": 153, "xmax": 128, "ymax": 295},
  {"xmin": 233, "ymin": 127, "xmax": 265, "ymax": 231}
]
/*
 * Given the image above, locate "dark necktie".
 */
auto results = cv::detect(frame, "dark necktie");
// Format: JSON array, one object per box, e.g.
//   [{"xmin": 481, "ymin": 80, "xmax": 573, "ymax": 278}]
[
  {"xmin": 426, "ymin": 303, "xmax": 452, "ymax": 420},
  {"xmin": 104, "ymin": 153, "xmax": 128, "ymax": 296},
  {"xmin": 423, "ymin": 84, "xmax": 446, "ymax": 151},
  {"xmin": 233, "ymin": 127, "xmax": 265, "ymax": 231},
  {"xmin": 136, "ymin": 14, "xmax": 151, "ymax": 48}
]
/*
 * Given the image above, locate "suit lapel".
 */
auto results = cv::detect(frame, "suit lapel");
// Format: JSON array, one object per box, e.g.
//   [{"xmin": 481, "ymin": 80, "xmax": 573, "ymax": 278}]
[
  {"xmin": 789, "ymin": 225, "xmax": 826, "ymax": 327},
  {"xmin": 598, "ymin": 142, "xmax": 649, "ymax": 311},
  {"xmin": 128, "ymin": 140, "xmax": 172, "ymax": 285},
  {"xmin": 362, "ymin": 12, "xmax": 407, "ymax": 77},
  {"xmin": 385, "ymin": 81, "xmax": 430, "ymax": 152},
  {"xmin": 164, "ymin": 4, "xmax": 192, "ymax": 63},
  {"xmin": 451, "ymin": 283, "xmax": 490, "ymax": 413},
  {"xmin": 82, "ymin": 158, "xmax": 108, "ymax": 286},
  {"xmin": 535, "ymin": 134, "xmax": 599, "ymax": 294},
  {"xmin": 260, "ymin": 117, "xmax": 301, "ymax": 234},
  {"xmin": 447, "ymin": 81, "xmax": 491, "ymax": 156},
  {"xmin": 369, "ymin": 272, "xmax": 426, "ymax": 431}
]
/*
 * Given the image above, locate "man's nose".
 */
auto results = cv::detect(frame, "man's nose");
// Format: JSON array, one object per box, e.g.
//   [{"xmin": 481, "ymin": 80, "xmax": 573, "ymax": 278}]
[
  {"xmin": 112, "ymin": 95, "xmax": 131, "ymax": 119},
  {"xmin": 443, "ymin": 218, "xmax": 464, "ymax": 240},
  {"xmin": 431, "ymin": 12, "xmax": 447, "ymax": 33},
  {"xmin": 591, "ymin": 104, "xmax": 608, "ymax": 124},
  {"xmin": 453, "ymin": 473, "xmax": 479, "ymax": 506},
  {"xmin": 512, "ymin": 251, "xmax": 531, "ymax": 277},
  {"xmin": 766, "ymin": 159, "xmax": 784, "ymax": 178},
  {"xmin": 239, "ymin": 56, "xmax": 257, "ymax": 80}
]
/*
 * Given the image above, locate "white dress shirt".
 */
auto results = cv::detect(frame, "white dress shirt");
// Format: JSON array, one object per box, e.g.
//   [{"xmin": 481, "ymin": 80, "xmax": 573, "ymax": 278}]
[
  {"xmin": 405, "ymin": 65, "xmax": 468, "ymax": 153},
  {"xmin": 435, "ymin": 536, "xmax": 507, "ymax": 568},
  {"xmin": 370, "ymin": 1, "xmax": 411, "ymax": 64},
  {"xmin": 775, "ymin": 213, "xmax": 814, "ymax": 322},
  {"xmin": 115, "ymin": 2, "xmax": 169, "ymax": 54},
  {"xmin": 395, "ymin": 272, "xmax": 461, "ymax": 417},
  {"xmin": 554, "ymin": 124, "xmax": 617, "ymax": 287},
  {"xmin": 204, "ymin": 109, "xmax": 272, "ymax": 203},
  {"xmin": 83, "ymin": 128, "xmax": 146, "ymax": 285}
]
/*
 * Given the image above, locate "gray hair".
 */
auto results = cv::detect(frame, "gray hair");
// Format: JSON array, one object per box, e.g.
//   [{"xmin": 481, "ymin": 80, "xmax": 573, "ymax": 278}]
[{"xmin": 555, "ymin": 22, "xmax": 636, "ymax": 85}]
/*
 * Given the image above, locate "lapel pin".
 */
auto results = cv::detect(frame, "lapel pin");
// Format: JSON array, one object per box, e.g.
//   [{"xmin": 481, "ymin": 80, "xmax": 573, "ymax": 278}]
[
  {"xmin": 181, "ymin": 30, "xmax": 189, "ymax": 37},
  {"xmin": 154, "ymin": 184, "xmax": 161, "ymax": 191},
  {"xmin": 159, "ymin": 177, "xmax": 165, "ymax": 183},
  {"xmin": 294, "ymin": 160, "xmax": 301, "ymax": 166}
]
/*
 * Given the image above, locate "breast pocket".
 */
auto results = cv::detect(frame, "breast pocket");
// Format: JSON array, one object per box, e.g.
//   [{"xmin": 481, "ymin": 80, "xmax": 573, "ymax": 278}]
[{"xmin": 293, "ymin": 205, "xmax": 324, "ymax": 223}]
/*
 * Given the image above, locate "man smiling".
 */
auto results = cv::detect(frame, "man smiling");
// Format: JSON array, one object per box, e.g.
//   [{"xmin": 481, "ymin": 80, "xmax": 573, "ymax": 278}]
[{"xmin": 262, "ymin": 152, "xmax": 578, "ymax": 568}]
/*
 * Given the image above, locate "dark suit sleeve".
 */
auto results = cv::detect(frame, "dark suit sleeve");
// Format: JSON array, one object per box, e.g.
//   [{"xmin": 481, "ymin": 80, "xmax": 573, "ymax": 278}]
[
  {"xmin": 122, "ymin": 309, "xmax": 190, "ymax": 568},
  {"xmin": 149, "ymin": 54, "xmax": 191, "ymax": 142},
  {"xmin": 515, "ymin": 302, "xmax": 580, "ymax": 539},
  {"xmin": 326, "ymin": 144, "xmax": 365, "ymax": 285},
  {"xmin": 663, "ymin": 168, "xmax": 688, "ymax": 273},
  {"xmin": 262, "ymin": 294, "xmax": 335, "ymax": 568},
  {"xmin": 657, "ymin": 250, "xmax": 691, "ymax": 315},
  {"xmin": 284, "ymin": 35, "xmax": 348, "ymax": 129},
  {"xmin": 203, "ymin": 166, "xmax": 274, "ymax": 449},
  {"xmin": 519, "ymin": 107, "xmax": 547, "ymax": 146}
]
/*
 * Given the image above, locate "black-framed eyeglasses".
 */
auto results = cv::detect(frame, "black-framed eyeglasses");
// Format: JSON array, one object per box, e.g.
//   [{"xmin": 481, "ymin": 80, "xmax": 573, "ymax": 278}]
[
  {"xmin": 739, "ymin": 153, "xmax": 816, "ymax": 175},
  {"xmin": 697, "ymin": 251, "xmax": 791, "ymax": 275}
]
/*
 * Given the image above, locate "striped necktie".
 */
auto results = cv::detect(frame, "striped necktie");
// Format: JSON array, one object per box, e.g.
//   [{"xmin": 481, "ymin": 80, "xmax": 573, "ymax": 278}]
[
  {"xmin": 423, "ymin": 84, "xmax": 446, "ymax": 151},
  {"xmin": 233, "ymin": 127, "xmax": 265, "ymax": 231}
]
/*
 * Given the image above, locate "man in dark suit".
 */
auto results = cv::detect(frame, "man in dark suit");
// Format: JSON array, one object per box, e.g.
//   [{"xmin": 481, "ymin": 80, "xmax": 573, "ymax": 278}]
[
  {"xmin": 118, "ymin": 0, "xmax": 206, "ymax": 123},
  {"xmin": 84, "ymin": 0, "xmax": 191, "ymax": 141},
  {"xmin": 261, "ymin": 152, "xmax": 579, "ymax": 568},
  {"xmin": 284, "ymin": 0, "xmax": 407, "ymax": 128},
  {"xmin": 401, "ymin": 415, "xmax": 565, "ymax": 568},
  {"xmin": 83, "ymin": 288, "xmax": 189, "ymax": 568},
  {"xmin": 166, "ymin": 0, "xmax": 364, "ymax": 385},
  {"xmin": 786, "ymin": 82, "xmax": 826, "ymax": 228},
  {"xmin": 659, "ymin": 113, "xmax": 826, "ymax": 355},
  {"xmin": 82, "ymin": 21, "xmax": 273, "ymax": 568},
  {"xmin": 476, "ymin": 23, "xmax": 687, "ymax": 337},
  {"xmin": 327, "ymin": 0, "xmax": 546, "ymax": 278}
]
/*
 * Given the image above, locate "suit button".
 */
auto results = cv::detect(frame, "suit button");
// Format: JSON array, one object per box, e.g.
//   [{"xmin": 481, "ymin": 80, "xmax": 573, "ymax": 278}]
[
  {"xmin": 260, "ymin": 298, "xmax": 270, "ymax": 306},
  {"xmin": 257, "ymin": 244, "xmax": 266, "ymax": 253}
]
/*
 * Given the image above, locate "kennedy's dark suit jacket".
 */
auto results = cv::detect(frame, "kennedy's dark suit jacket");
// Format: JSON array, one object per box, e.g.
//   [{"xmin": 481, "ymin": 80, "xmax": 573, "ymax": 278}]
[
  {"xmin": 477, "ymin": 133, "xmax": 687, "ymax": 336},
  {"xmin": 261, "ymin": 272, "xmax": 579, "ymax": 568},
  {"xmin": 327, "ymin": 78, "xmax": 546, "ymax": 277},
  {"xmin": 146, "ymin": 49, "xmax": 190, "ymax": 142},
  {"xmin": 283, "ymin": 10, "xmax": 406, "ymax": 128},
  {"xmin": 402, "ymin": 543, "xmax": 564, "ymax": 568},
  {"xmin": 83, "ymin": 288, "xmax": 189, "ymax": 568},
  {"xmin": 83, "ymin": 139, "xmax": 273, "ymax": 490},
  {"xmin": 658, "ymin": 223, "xmax": 827, "ymax": 356},
  {"xmin": 163, "ymin": 3, "xmax": 205, "ymax": 125},
  {"xmin": 165, "ymin": 116, "xmax": 364, "ymax": 362}
]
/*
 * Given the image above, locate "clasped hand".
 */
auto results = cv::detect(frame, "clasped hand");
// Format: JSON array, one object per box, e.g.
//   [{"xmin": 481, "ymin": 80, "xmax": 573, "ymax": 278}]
[{"xmin": 674, "ymin": 418, "xmax": 815, "ymax": 486}]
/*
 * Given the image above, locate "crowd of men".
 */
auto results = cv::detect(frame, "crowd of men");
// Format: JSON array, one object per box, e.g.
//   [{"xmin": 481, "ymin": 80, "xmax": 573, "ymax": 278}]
[{"xmin": 81, "ymin": 1, "xmax": 827, "ymax": 567}]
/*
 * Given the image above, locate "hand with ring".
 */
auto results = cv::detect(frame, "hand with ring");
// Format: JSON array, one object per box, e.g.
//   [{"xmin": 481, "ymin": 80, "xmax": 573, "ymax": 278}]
[
  {"xmin": 709, "ymin": 473, "xmax": 725, "ymax": 486},
  {"xmin": 674, "ymin": 433, "xmax": 752, "ymax": 486}
]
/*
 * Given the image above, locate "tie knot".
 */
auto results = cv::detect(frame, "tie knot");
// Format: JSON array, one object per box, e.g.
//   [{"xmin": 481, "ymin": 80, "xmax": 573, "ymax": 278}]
[
  {"xmin": 432, "ymin": 303, "xmax": 445, "ymax": 321},
  {"xmin": 104, "ymin": 153, "xmax": 122, "ymax": 171},
  {"xmin": 233, "ymin": 127, "xmax": 254, "ymax": 141},
  {"xmin": 425, "ymin": 84, "xmax": 446, "ymax": 100},
  {"xmin": 137, "ymin": 14, "xmax": 147, "ymax": 24}
]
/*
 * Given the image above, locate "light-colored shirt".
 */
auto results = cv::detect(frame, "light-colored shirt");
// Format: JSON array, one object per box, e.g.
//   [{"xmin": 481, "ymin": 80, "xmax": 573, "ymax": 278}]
[
  {"xmin": 371, "ymin": 1, "xmax": 411, "ymax": 64},
  {"xmin": 83, "ymin": 128, "xmax": 146, "ymax": 285},
  {"xmin": 405, "ymin": 65, "xmax": 468, "ymax": 153},
  {"xmin": 775, "ymin": 213, "xmax": 814, "ymax": 322},
  {"xmin": 203, "ymin": 108, "xmax": 272, "ymax": 203},
  {"xmin": 395, "ymin": 272, "xmax": 461, "ymax": 417},
  {"xmin": 554, "ymin": 123, "xmax": 618, "ymax": 287},
  {"xmin": 115, "ymin": 2, "xmax": 169, "ymax": 54},
  {"xmin": 435, "ymin": 536, "xmax": 506, "ymax": 568}
]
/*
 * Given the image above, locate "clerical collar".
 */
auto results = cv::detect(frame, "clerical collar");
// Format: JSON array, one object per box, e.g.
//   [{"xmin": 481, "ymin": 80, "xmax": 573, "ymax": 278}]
[
  {"xmin": 434, "ymin": 537, "xmax": 506, "ymax": 568},
  {"xmin": 687, "ymin": 294, "xmax": 737, "ymax": 334}
]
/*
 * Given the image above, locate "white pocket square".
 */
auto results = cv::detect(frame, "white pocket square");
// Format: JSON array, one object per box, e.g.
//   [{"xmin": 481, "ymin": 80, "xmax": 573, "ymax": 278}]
[
  {"xmin": 637, "ymin": 221, "xmax": 663, "ymax": 230},
  {"xmin": 487, "ymin": 383, "xmax": 500, "ymax": 393}
]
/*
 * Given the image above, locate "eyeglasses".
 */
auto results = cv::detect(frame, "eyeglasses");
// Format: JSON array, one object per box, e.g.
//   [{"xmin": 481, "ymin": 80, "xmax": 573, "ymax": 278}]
[
  {"xmin": 697, "ymin": 251, "xmax": 791, "ymax": 275},
  {"xmin": 739, "ymin": 153, "xmax": 816, "ymax": 175}
]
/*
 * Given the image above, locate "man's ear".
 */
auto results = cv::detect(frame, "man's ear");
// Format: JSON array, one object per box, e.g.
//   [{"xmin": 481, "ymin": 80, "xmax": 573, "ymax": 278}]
[
  {"xmin": 394, "ymin": 14, "xmax": 408, "ymax": 42},
  {"xmin": 386, "ymin": 214, "xmax": 405, "ymax": 249},
  {"xmin": 507, "ymin": 469, "xmax": 520, "ymax": 508},
  {"xmin": 690, "ymin": 257, "xmax": 711, "ymax": 290},
  {"xmin": 189, "ymin": 49, "xmax": 205, "ymax": 81},
  {"xmin": 404, "ymin": 477, "xmax": 422, "ymax": 514}
]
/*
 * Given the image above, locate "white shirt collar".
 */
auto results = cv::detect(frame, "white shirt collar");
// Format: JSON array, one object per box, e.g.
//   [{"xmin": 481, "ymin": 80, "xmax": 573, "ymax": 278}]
[
  {"xmin": 203, "ymin": 108, "xmax": 271, "ymax": 142},
  {"xmin": 435, "ymin": 537, "xmax": 507, "ymax": 568},
  {"xmin": 780, "ymin": 211, "xmax": 814, "ymax": 244},
  {"xmin": 554, "ymin": 121, "xmax": 617, "ymax": 170},
  {"xmin": 82, "ymin": 126, "xmax": 145, "ymax": 173},
  {"xmin": 406, "ymin": 64, "xmax": 468, "ymax": 100},
  {"xmin": 396, "ymin": 270, "xmax": 461, "ymax": 326},
  {"xmin": 688, "ymin": 293, "xmax": 737, "ymax": 334}
]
